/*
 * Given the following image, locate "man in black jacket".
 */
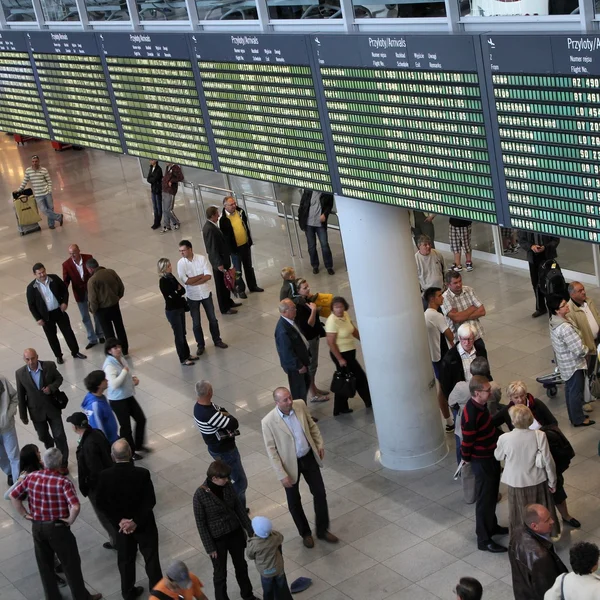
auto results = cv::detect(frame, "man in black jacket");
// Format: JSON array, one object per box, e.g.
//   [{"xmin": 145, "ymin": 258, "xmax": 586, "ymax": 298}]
[
  {"xmin": 96, "ymin": 439, "xmax": 162, "ymax": 600},
  {"xmin": 219, "ymin": 196, "xmax": 263, "ymax": 299},
  {"xmin": 147, "ymin": 159, "xmax": 163, "ymax": 230},
  {"xmin": 298, "ymin": 189, "xmax": 334, "ymax": 275},
  {"xmin": 517, "ymin": 231, "xmax": 560, "ymax": 318},
  {"xmin": 275, "ymin": 299, "xmax": 311, "ymax": 403},
  {"xmin": 508, "ymin": 504, "xmax": 567, "ymax": 600},
  {"xmin": 202, "ymin": 206, "xmax": 242, "ymax": 315},
  {"xmin": 15, "ymin": 348, "xmax": 70, "ymax": 469},
  {"xmin": 67, "ymin": 411, "xmax": 116, "ymax": 550},
  {"xmin": 26, "ymin": 262, "xmax": 86, "ymax": 364}
]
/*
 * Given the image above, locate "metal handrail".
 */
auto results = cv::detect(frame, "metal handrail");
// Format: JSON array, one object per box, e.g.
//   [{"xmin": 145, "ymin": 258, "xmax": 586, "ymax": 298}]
[
  {"xmin": 243, "ymin": 193, "xmax": 295, "ymax": 257},
  {"xmin": 182, "ymin": 181, "xmax": 236, "ymax": 228},
  {"xmin": 289, "ymin": 203, "xmax": 304, "ymax": 259},
  {"xmin": 182, "ymin": 181, "xmax": 203, "ymax": 229}
]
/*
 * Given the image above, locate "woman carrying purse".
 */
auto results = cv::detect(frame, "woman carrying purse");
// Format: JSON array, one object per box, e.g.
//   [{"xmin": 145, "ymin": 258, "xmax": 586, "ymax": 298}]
[
  {"xmin": 325, "ymin": 296, "xmax": 372, "ymax": 416},
  {"xmin": 157, "ymin": 258, "xmax": 199, "ymax": 366}
]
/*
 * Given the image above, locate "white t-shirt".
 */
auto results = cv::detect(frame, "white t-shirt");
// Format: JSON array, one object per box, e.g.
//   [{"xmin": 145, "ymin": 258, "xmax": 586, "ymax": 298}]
[
  {"xmin": 425, "ymin": 308, "xmax": 449, "ymax": 362},
  {"xmin": 177, "ymin": 254, "xmax": 212, "ymax": 301}
]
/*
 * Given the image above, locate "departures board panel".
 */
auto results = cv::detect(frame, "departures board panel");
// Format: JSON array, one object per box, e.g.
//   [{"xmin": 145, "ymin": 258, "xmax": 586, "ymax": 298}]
[
  {"xmin": 484, "ymin": 35, "xmax": 600, "ymax": 242},
  {"xmin": 0, "ymin": 32, "xmax": 49, "ymax": 140},
  {"xmin": 28, "ymin": 32, "xmax": 122, "ymax": 154},
  {"xmin": 311, "ymin": 34, "xmax": 502, "ymax": 223},
  {"xmin": 194, "ymin": 34, "xmax": 333, "ymax": 192},
  {"xmin": 102, "ymin": 33, "xmax": 213, "ymax": 170}
]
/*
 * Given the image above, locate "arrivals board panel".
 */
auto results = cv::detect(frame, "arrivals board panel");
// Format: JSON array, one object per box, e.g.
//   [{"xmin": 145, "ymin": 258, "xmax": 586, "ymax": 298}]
[
  {"xmin": 312, "ymin": 34, "xmax": 500, "ymax": 223},
  {"xmin": 194, "ymin": 34, "xmax": 333, "ymax": 192},
  {"xmin": 0, "ymin": 32, "xmax": 49, "ymax": 139},
  {"xmin": 101, "ymin": 33, "xmax": 213, "ymax": 170},
  {"xmin": 484, "ymin": 34, "xmax": 600, "ymax": 242},
  {"xmin": 28, "ymin": 32, "xmax": 122, "ymax": 153}
]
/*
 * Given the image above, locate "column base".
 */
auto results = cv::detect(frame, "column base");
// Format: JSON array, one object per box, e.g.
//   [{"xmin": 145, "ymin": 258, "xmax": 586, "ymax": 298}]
[{"xmin": 379, "ymin": 439, "xmax": 449, "ymax": 471}]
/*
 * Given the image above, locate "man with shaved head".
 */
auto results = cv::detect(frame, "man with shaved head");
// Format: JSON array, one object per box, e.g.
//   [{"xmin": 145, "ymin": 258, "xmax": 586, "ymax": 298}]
[
  {"xmin": 62, "ymin": 244, "xmax": 104, "ymax": 349},
  {"xmin": 15, "ymin": 348, "xmax": 70, "ymax": 471},
  {"xmin": 96, "ymin": 439, "xmax": 162, "ymax": 600}
]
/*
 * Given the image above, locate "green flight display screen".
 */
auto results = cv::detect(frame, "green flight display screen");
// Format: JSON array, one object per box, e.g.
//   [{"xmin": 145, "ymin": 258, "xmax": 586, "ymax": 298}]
[
  {"xmin": 101, "ymin": 33, "xmax": 213, "ymax": 170},
  {"xmin": 485, "ymin": 35, "xmax": 600, "ymax": 242},
  {"xmin": 29, "ymin": 32, "xmax": 122, "ymax": 153},
  {"xmin": 312, "ymin": 34, "xmax": 499, "ymax": 223},
  {"xmin": 194, "ymin": 34, "xmax": 332, "ymax": 192}
]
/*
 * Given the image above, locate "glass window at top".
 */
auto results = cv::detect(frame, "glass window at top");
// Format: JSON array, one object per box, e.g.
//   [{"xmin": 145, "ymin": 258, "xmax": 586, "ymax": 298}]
[
  {"xmin": 352, "ymin": 0, "xmax": 446, "ymax": 18},
  {"xmin": 38, "ymin": 0, "xmax": 80, "ymax": 20},
  {"xmin": 85, "ymin": 0, "xmax": 130, "ymax": 21},
  {"xmin": 266, "ymin": 0, "xmax": 342, "ymax": 19},
  {"xmin": 137, "ymin": 0, "xmax": 188, "ymax": 20},
  {"xmin": 196, "ymin": 0, "xmax": 258, "ymax": 19},
  {"xmin": 1, "ymin": 0, "xmax": 37, "ymax": 21},
  {"xmin": 462, "ymin": 0, "xmax": 576, "ymax": 16}
]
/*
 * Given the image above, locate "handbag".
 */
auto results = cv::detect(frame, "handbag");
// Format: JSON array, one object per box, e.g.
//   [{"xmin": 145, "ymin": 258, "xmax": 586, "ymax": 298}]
[
  {"xmin": 51, "ymin": 390, "xmax": 69, "ymax": 411},
  {"xmin": 534, "ymin": 430, "xmax": 544, "ymax": 469},
  {"xmin": 590, "ymin": 370, "xmax": 600, "ymax": 399},
  {"xmin": 330, "ymin": 368, "xmax": 356, "ymax": 398},
  {"xmin": 224, "ymin": 268, "xmax": 236, "ymax": 293}
]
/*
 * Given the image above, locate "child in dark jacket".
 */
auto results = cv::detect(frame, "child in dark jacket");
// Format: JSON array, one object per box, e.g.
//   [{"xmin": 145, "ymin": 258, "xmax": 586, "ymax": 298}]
[{"xmin": 247, "ymin": 516, "xmax": 292, "ymax": 600}]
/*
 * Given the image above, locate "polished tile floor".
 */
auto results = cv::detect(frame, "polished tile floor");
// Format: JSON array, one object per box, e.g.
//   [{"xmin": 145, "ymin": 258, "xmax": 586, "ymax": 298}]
[{"xmin": 1, "ymin": 135, "xmax": 600, "ymax": 600}]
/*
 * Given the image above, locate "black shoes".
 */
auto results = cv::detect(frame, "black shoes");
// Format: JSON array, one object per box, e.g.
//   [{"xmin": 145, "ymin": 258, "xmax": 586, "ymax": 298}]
[
  {"xmin": 493, "ymin": 525, "xmax": 509, "ymax": 536},
  {"xmin": 478, "ymin": 541, "xmax": 507, "ymax": 553},
  {"xmin": 313, "ymin": 267, "xmax": 319, "ymax": 274},
  {"xmin": 532, "ymin": 309, "xmax": 547, "ymax": 318},
  {"xmin": 223, "ymin": 309, "xmax": 238, "ymax": 315},
  {"xmin": 7, "ymin": 475, "xmax": 13, "ymax": 487},
  {"xmin": 56, "ymin": 356, "xmax": 64, "ymax": 365},
  {"xmin": 250, "ymin": 287, "xmax": 264, "ymax": 293},
  {"xmin": 239, "ymin": 292, "xmax": 248, "ymax": 299},
  {"xmin": 564, "ymin": 517, "xmax": 581, "ymax": 528},
  {"xmin": 327, "ymin": 268, "xmax": 335, "ymax": 275},
  {"xmin": 132, "ymin": 453, "xmax": 143, "ymax": 461},
  {"xmin": 333, "ymin": 409, "xmax": 353, "ymax": 416},
  {"xmin": 57, "ymin": 215, "xmax": 64, "ymax": 227},
  {"xmin": 232, "ymin": 302, "xmax": 243, "ymax": 307},
  {"xmin": 215, "ymin": 341, "xmax": 229, "ymax": 349},
  {"xmin": 85, "ymin": 342, "xmax": 97, "ymax": 350},
  {"xmin": 102, "ymin": 542, "xmax": 116, "ymax": 550},
  {"xmin": 72, "ymin": 352, "xmax": 87, "ymax": 359},
  {"xmin": 99, "ymin": 337, "xmax": 105, "ymax": 343},
  {"xmin": 151, "ymin": 224, "xmax": 160, "ymax": 230}
]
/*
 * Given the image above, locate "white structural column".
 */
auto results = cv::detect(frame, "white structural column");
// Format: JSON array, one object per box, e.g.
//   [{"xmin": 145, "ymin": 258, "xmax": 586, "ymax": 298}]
[{"xmin": 335, "ymin": 196, "xmax": 448, "ymax": 470}]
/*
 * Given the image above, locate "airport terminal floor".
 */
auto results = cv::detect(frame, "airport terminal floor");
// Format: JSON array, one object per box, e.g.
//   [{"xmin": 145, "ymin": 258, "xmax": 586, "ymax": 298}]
[{"xmin": 3, "ymin": 135, "xmax": 600, "ymax": 600}]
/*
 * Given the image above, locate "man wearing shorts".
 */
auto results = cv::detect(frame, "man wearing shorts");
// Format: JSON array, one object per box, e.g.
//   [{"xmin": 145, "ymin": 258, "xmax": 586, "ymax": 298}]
[
  {"xmin": 424, "ymin": 287, "xmax": 455, "ymax": 431},
  {"xmin": 449, "ymin": 218, "xmax": 473, "ymax": 272}
]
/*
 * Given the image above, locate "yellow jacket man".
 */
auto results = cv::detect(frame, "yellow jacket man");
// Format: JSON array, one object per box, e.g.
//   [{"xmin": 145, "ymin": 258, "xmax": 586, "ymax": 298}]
[
  {"xmin": 261, "ymin": 388, "xmax": 337, "ymax": 549},
  {"xmin": 567, "ymin": 282, "xmax": 600, "ymax": 355}
]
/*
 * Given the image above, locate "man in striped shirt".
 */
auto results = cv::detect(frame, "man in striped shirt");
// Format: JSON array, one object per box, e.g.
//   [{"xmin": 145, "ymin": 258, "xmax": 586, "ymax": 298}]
[
  {"xmin": 461, "ymin": 375, "xmax": 508, "ymax": 554},
  {"xmin": 17, "ymin": 155, "xmax": 63, "ymax": 229},
  {"xmin": 193, "ymin": 379, "xmax": 248, "ymax": 509}
]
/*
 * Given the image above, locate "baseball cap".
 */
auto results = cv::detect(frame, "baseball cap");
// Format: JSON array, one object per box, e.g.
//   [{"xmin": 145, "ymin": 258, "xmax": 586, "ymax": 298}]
[
  {"xmin": 166, "ymin": 560, "xmax": 192, "ymax": 589},
  {"xmin": 66, "ymin": 412, "xmax": 88, "ymax": 428}
]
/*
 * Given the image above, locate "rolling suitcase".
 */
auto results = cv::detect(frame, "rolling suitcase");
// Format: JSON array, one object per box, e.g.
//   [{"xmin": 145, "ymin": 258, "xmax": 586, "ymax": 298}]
[{"xmin": 12, "ymin": 189, "xmax": 42, "ymax": 236}]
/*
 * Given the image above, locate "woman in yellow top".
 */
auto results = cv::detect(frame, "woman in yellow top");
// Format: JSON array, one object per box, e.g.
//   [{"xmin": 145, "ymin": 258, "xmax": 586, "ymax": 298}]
[{"xmin": 325, "ymin": 296, "xmax": 372, "ymax": 416}]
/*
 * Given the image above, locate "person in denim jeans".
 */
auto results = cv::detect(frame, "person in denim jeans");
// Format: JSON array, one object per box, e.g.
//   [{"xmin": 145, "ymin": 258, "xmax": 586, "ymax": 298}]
[
  {"xmin": 298, "ymin": 189, "xmax": 334, "ymax": 276},
  {"xmin": 247, "ymin": 516, "xmax": 292, "ymax": 600},
  {"xmin": 193, "ymin": 380, "xmax": 248, "ymax": 509}
]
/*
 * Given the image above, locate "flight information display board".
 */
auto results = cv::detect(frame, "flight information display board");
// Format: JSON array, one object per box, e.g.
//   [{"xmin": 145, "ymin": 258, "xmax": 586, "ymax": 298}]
[
  {"xmin": 485, "ymin": 35, "xmax": 600, "ymax": 242},
  {"xmin": 313, "ymin": 34, "xmax": 499, "ymax": 223},
  {"xmin": 102, "ymin": 33, "xmax": 213, "ymax": 170},
  {"xmin": 29, "ymin": 32, "xmax": 122, "ymax": 153},
  {"xmin": 194, "ymin": 34, "xmax": 332, "ymax": 191},
  {"xmin": 0, "ymin": 32, "xmax": 49, "ymax": 139}
]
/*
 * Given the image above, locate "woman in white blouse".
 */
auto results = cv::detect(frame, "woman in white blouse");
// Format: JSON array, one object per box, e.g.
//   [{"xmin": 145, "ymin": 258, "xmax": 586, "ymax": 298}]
[{"xmin": 494, "ymin": 404, "xmax": 559, "ymax": 536}]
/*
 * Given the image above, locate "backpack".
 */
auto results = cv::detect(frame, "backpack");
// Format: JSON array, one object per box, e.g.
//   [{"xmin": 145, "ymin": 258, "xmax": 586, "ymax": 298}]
[
  {"xmin": 541, "ymin": 424, "xmax": 575, "ymax": 472},
  {"xmin": 538, "ymin": 260, "xmax": 566, "ymax": 297}
]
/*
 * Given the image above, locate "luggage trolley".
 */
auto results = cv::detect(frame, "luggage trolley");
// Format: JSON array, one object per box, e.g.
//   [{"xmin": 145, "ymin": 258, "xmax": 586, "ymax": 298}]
[
  {"xmin": 12, "ymin": 189, "xmax": 41, "ymax": 235},
  {"xmin": 535, "ymin": 259, "xmax": 567, "ymax": 399}
]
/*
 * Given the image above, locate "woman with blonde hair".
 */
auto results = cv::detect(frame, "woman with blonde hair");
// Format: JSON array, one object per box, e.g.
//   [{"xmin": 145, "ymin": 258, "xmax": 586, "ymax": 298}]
[
  {"xmin": 157, "ymin": 257, "xmax": 198, "ymax": 366},
  {"xmin": 495, "ymin": 404, "xmax": 559, "ymax": 535}
]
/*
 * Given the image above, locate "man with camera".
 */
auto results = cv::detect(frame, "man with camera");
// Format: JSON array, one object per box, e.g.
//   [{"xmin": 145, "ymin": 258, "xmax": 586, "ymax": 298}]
[{"xmin": 193, "ymin": 380, "xmax": 248, "ymax": 510}]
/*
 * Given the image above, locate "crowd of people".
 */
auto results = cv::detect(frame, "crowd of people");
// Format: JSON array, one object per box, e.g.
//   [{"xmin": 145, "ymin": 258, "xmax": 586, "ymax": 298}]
[{"xmin": 5, "ymin": 161, "xmax": 600, "ymax": 600}]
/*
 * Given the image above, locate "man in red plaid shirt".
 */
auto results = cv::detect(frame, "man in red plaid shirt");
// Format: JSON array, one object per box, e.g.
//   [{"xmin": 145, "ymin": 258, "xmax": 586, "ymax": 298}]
[{"xmin": 10, "ymin": 447, "xmax": 102, "ymax": 600}]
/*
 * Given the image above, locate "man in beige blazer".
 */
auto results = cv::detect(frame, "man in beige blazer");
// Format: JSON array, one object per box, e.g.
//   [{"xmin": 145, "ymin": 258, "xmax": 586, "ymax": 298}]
[
  {"xmin": 262, "ymin": 387, "xmax": 338, "ymax": 549},
  {"xmin": 567, "ymin": 282, "xmax": 600, "ymax": 377}
]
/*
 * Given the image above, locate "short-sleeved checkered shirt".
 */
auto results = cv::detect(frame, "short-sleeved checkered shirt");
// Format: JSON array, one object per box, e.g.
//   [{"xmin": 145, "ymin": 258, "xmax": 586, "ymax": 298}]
[
  {"xmin": 442, "ymin": 286, "xmax": 485, "ymax": 339},
  {"xmin": 10, "ymin": 469, "xmax": 79, "ymax": 521}
]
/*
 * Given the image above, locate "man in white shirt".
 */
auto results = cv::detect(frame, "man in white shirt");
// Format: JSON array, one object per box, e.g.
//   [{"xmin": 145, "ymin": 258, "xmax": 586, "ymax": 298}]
[
  {"xmin": 442, "ymin": 271, "xmax": 486, "ymax": 341},
  {"xmin": 17, "ymin": 155, "xmax": 63, "ymax": 229},
  {"xmin": 261, "ymin": 387, "xmax": 338, "ymax": 549},
  {"xmin": 567, "ymin": 281, "xmax": 600, "ymax": 377},
  {"xmin": 177, "ymin": 240, "xmax": 228, "ymax": 356},
  {"xmin": 424, "ymin": 287, "xmax": 455, "ymax": 431}
]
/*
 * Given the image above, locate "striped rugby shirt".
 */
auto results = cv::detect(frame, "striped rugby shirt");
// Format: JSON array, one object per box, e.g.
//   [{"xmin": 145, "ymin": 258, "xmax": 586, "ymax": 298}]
[
  {"xmin": 18, "ymin": 166, "xmax": 52, "ymax": 197},
  {"xmin": 194, "ymin": 401, "xmax": 239, "ymax": 453}
]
